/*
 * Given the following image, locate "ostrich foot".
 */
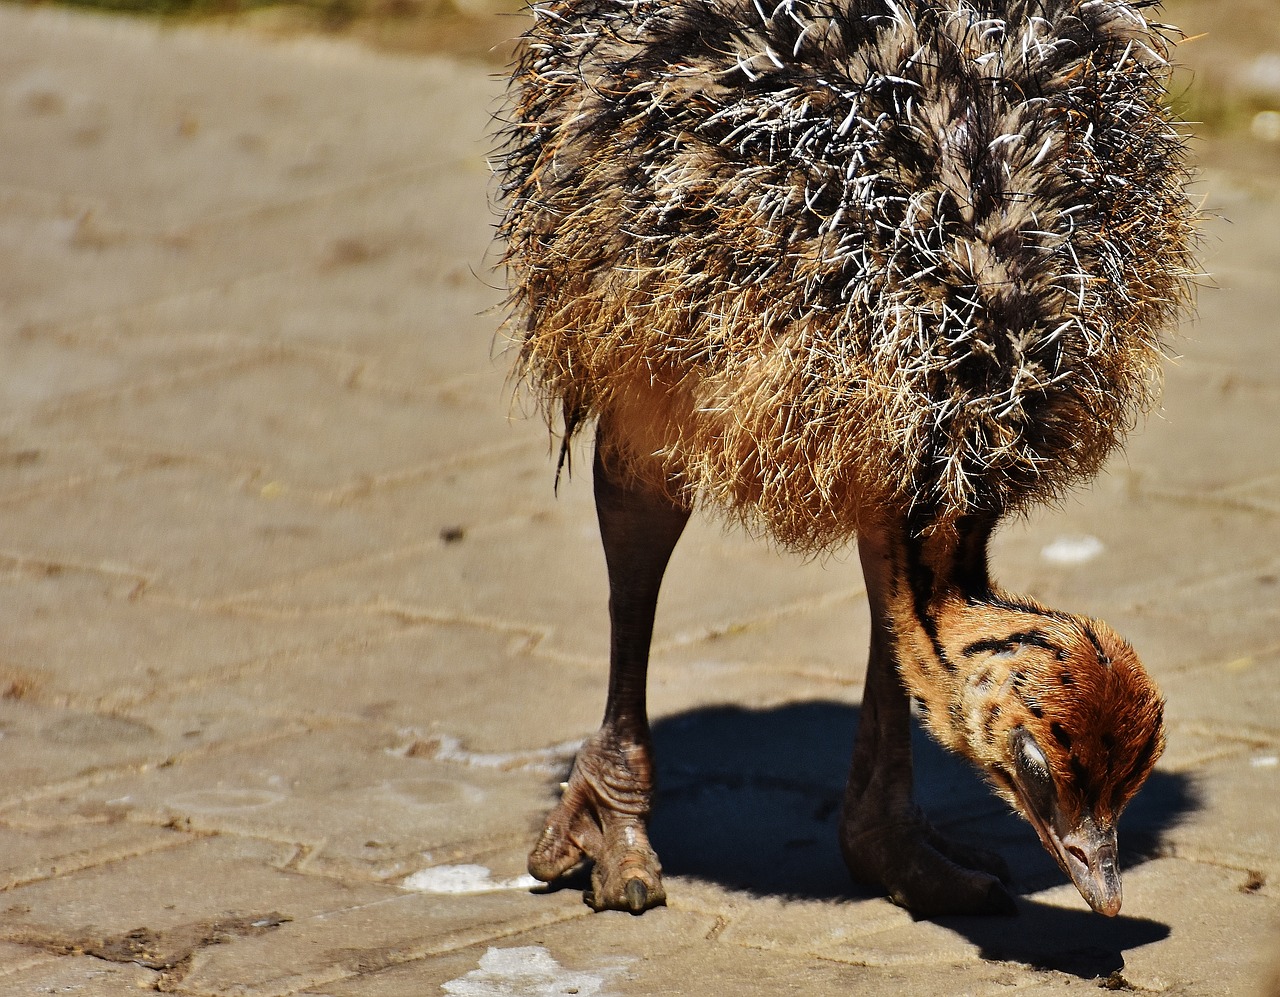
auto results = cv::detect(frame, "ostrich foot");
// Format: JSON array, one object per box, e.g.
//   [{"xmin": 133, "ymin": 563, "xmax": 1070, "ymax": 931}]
[
  {"xmin": 840, "ymin": 803, "xmax": 1016, "ymax": 916},
  {"xmin": 527, "ymin": 729, "xmax": 665, "ymax": 914}
]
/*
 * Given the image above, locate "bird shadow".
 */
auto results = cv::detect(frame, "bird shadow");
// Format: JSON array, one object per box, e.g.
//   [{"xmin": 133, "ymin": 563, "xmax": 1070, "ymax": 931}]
[{"xmin": 637, "ymin": 700, "xmax": 1197, "ymax": 979}]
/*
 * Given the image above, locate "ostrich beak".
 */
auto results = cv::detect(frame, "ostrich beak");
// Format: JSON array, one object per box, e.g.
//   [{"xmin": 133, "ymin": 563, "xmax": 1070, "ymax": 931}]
[
  {"xmin": 1054, "ymin": 815, "xmax": 1122, "ymax": 917},
  {"xmin": 1024, "ymin": 804, "xmax": 1123, "ymax": 916}
]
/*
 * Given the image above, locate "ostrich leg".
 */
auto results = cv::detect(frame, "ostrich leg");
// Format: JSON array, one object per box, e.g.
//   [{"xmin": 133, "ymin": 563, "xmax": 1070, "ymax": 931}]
[
  {"xmin": 839, "ymin": 524, "xmax": 1017, "ymax": 916},
  {"xmin": 527, "ymin": 429, "xmax": 690, "ymax": 912}
]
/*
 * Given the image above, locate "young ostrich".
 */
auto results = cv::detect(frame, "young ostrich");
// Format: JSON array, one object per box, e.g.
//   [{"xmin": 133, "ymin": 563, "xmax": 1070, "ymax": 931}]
[{"xmin": 497, "ymin": 0, "xmax": 1197, "ymax": 917}]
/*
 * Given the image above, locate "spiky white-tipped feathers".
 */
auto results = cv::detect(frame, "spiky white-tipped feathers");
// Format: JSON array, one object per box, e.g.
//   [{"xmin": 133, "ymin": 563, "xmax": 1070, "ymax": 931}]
[{"xmin": 498, "ymin": 0, "xmax": 1198, "ymax": 549}]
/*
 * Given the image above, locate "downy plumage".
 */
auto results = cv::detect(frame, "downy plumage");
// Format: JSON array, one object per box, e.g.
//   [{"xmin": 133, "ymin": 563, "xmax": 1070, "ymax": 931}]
[{"xmin": 497, "ymin": 0, "xmax": 1196, "ymax": 916}]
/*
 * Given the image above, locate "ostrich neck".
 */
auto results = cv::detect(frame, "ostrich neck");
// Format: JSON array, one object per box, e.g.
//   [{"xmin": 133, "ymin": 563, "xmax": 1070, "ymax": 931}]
[{"xmin": 858, "ymin": 517, "xmax": 1019, "ymax": 762}]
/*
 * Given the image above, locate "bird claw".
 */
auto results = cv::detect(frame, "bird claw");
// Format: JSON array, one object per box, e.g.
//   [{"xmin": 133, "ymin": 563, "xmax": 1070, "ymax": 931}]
[
  {"xmin": 585, "ymin": 859, "xmax": 666, "ymax": 915},
  {"xmin": 624, "ymin": 877, "xmax": 650, "ymax": 912},
  {"xmin": 527, "ymin": 730, "xmax": 666, "ymax": 914}
]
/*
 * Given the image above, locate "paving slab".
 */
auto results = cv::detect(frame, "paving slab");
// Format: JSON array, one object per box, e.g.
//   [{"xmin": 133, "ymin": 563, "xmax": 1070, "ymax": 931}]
[
  {"xmin": 14, "ymin": 720, "xmax": 558, "ymax": 886},
  {"xmin": 0, "ymin": 820, "xmax": 186, "ymax": 893},
  {"xmin": 0, "ymin": 834, "xmax": 390, "ymax": 971},
  {"xmin": 180, "ymin": 888, "xmax": 590, "ymax": 996},
  {"xmin": 0, "ymin": 3, "xmax": 1278, "ymax": 996},
  {"xmin": 0, "ymin": 563, "xmax": 384, "ymax": 710},
  {"xmin": 0, "ymin": 956, "xmax": 161, "ymax": 994},
  {"xmin": 1035, "ymin": 857, "xmax": 1280, "ymax": 997},
  {"xmin": 319, "ymin": 917, "xmax": 899, "ymax": 997}
]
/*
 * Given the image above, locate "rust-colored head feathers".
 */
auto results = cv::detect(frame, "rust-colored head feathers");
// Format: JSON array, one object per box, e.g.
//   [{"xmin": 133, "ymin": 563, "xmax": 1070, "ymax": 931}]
[
  {"xmin": 1010, "ymin": 616, "xmax": 1165, "ymax": 827},
  {"xmin": 917, "ymin": 600, "xmax": 1165, "ymax": 804},
  {"xmin": 918, "ymin": 595, "xmax": 1165, "ymax": 914}
]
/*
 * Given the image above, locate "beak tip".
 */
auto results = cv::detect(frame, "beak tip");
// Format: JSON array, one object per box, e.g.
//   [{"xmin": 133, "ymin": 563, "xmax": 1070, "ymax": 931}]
[
  {"xmin": 1074, "ymin": 871, "xmax": 1123, "ymax": 917},
  {"xmin": 1094, "ymin": 894, "xmax": 1123, "ymax": 917},
  {"xmin": 1073, "ymin": 868, "xmax": 1123, "ymax": 917}
]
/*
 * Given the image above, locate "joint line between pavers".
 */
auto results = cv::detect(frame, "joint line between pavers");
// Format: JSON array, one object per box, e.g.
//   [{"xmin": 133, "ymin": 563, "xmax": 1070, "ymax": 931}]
[
  {"xmin": 0, "ymin": 945, "xmax": 59, "ymax": 981},
  {"xmin": 1149, "ymin": 848, "xmax": 1280, "ymax": 881},
  {"xmin": 306, "ymin": 439, "xmax": 534, "ymax": 507},
  {"xmin": 256, "ymin": 907, "xmax": 594, "ymax": 997},
  {"xmin": 178, "ymin": 593, "xmax": 552, "ymax": 654},
  {"xmin": 27, "ymin": 353, "xmax": 288, "ymax": 426},
  {"xmin": 179, "ymin": 155, "xmax": 474, "ymax": 239},
  {"xmin": 0, "ymin": 464, "xmax": 147, "ymax": 511},
  {"xmin": 0, "ymin": 550, "xmax": 151, "ymax": 588},
  {"xmin": 648, "ymin": 584, "xmax": 868, "ymax": 655},
  {"xmin": 1176, "ymin": 720, "xmax": 1280, "ymax": 750},
  {"xmin": 1143, "ymin": 486, "xmax": 1280, "ymax": 519},
  {"xmin": 0, "ymin": 827, "xmax": 196, "ymax": 896},
  {"xmin": 0, "ymin": 725, "xmax": 318, "ymax": 813}
]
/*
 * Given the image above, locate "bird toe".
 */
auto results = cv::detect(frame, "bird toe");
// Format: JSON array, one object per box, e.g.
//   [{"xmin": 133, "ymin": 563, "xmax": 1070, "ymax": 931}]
[
  {"xmin": 587, "ymin": 844, "xmax": 666, "ymax": 914},
  {"xmin": 843, "ymin": 809, "xmax": 1020, "ymax": 917}
]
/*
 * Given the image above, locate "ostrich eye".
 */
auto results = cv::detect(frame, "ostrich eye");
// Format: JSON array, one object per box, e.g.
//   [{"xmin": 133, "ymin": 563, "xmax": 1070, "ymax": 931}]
[
  {"xmin": 1011, "ymin": 727, "xmax": 1050, "ymax": 784},
  {"xmin": 1008, "ymin": 727, "xmax": 1057, "ymax": 818},
  {"xmin": 1021, "ymin": 738, "xmax": 1048, "ymax": 776}
]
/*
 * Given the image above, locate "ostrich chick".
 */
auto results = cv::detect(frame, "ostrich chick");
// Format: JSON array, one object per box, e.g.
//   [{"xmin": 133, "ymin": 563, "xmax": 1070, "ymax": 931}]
[{"xmin": 497, "ymin": 0, "xmax": 1195, "ymax": 917}]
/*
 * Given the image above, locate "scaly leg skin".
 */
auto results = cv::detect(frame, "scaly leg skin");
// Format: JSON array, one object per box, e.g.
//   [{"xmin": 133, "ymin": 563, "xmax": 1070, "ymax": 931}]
[
  {"xmin": 527, "ymin": 431, "xmax": 690, "ymax": 913},
  {"xmin": 839, "ymin": 532, "xmax": 1017, "ymax": 917}
]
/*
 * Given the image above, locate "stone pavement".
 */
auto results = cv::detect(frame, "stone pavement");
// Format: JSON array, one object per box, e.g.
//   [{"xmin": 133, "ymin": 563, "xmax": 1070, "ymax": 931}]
[{"xmin": 0, "ymin": 5, "xmax": 1278, "ymax": 994}]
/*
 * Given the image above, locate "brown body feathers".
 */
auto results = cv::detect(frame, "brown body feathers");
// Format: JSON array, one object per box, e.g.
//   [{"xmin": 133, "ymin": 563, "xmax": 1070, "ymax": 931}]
[{"xmin": 498, "ymin": 0, "xmax": 1197, "ymax": 549}]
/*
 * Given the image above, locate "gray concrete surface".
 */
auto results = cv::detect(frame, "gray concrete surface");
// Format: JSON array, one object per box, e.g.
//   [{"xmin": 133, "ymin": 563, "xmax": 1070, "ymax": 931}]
[{"xmin": 0, "ymin": 6, "xmax": 1278, "ymax": 994}]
